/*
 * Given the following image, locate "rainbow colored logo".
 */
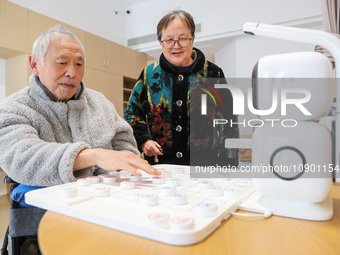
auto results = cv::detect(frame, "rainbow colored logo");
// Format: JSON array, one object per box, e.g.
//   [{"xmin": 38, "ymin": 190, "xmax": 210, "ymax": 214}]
[{"xmin": 199, "ymin": 83, "xmax": 222, "ymax": 106}]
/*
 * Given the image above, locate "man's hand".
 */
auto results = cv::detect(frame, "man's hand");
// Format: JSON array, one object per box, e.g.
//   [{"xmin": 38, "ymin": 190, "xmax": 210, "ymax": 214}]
[
  {"xmin": 74, "ymin": 148, "xmax": 161, "ymax": 176},
  {"xmin": 141, "ymin": 140, "xmax": 164, "ymax": 157}
]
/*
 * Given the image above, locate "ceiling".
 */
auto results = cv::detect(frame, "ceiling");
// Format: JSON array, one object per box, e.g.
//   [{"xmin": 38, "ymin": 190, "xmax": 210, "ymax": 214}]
[{"xmin": 116, "ymin": 0, "xmax": 150, "ymax": 8}]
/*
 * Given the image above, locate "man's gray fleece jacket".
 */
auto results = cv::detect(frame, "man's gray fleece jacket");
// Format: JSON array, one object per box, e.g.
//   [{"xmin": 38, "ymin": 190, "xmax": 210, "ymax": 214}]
[{"xmin": 0, "ymin": 74, "xmax": 139, "ymax": 186}]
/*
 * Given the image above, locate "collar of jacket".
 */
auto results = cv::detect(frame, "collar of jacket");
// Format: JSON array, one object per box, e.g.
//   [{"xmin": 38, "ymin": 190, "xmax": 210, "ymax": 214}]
[
  {"xmin": 159, "ymin": 47, "xmax": 206, "ymax": 76},
  {"xmin": 29, "ymin": 74, "xmax": 85, "ymax": 102}
]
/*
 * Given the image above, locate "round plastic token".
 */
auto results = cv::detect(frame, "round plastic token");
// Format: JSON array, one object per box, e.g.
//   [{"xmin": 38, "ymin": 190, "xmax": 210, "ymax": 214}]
[
  {"xmin": 171, "ymin": 216, "xmax": 195, "ymax": 231},
  {"xmin": 98, "ymin": 174, "xmax": 110, "ymax": 182},
  {"xmin": 198, "ymin": 202, "xmax": 218, "ymax": 217},
  {"xmin": 170, "ymin": 193, "xmax": 187, "ymax": 206},
  {"xmin": 120, "ymin": 181, "xmax": 135, "ymax": 190},
  {"xmin": 60, "ymin": 186, "xmax": 78, "ymax": 198},
  {"xmin": 118, "ymin": 171, "xmax": 130, "ymax": 180},
  {"xmin": 152, "ymin": 176, "xmax": 165, "ymax": 185},
  {"xmin": 86, "ymin": 176, "xmax": 100, "ymax": 184},
  {"xmin": 77, "ymin": 178, "xmax": 91, "ymax": 187},
  {"xmin": 109, "ymin": 172, "xmax": 120, "ymax": 181},
  {"xmin": 95, "ymin": 186, "xmax": 111, "ymax": 197},
  {"xmin": 148, "ymin": 212, "xmax": 170, "ymax": 229},
  {"xmin": 102, "ymin": 175, "xmax": 117, "ymax": 185},
  {"xmin": 140, "ymin": 194, "xmax": 159, "ymax": 206},
  {"xmin": 130, "ymin": 175, "xmax": 142, "ymax": 182}
]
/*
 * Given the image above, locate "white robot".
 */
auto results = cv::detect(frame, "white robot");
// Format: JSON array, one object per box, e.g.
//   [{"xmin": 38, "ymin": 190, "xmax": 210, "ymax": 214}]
[{"xmin": 226, "ymin": 23, "xmax": 340, "ymax": 220}]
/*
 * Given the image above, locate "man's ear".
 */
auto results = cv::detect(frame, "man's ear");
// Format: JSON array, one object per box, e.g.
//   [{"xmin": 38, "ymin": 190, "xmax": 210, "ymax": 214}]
[{"xmin": 29, "ymin": 55, "xmax": 39, "ymax": 75}]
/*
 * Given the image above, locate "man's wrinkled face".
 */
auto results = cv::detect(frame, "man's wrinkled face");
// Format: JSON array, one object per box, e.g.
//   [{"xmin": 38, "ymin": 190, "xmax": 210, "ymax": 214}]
[{"xmin": 30, "ymin": 37, "xmax": 84, "ymax": 102}]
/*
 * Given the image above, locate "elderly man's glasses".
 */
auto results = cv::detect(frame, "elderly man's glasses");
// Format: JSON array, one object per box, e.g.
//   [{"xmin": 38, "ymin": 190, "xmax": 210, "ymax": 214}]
[{"xmin": 160, "ymin": 38, "xmax": 193, "ymax": 49}]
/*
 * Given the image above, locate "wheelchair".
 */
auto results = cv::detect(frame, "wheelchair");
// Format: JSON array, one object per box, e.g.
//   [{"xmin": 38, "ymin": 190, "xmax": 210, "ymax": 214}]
[{"xmin": 1, "ymin": 176, "xmax": 45, "ymax": 255}]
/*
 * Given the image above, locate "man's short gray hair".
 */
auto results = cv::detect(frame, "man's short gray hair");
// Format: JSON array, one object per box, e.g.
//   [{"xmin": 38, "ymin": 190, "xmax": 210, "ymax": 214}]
[{"xmin": 32, "ymin": 24, "xmax": 86, "ymax": 66}]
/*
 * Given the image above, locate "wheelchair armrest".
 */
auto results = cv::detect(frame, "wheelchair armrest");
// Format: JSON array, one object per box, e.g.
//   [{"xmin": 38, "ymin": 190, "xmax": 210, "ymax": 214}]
[
  {"xmin": 3, "ymin": 176, "xmax": 20, "ymax": 208},
  {"xmin": 4, "ymin": 176, "xmax": 17, "ymax": 184}
]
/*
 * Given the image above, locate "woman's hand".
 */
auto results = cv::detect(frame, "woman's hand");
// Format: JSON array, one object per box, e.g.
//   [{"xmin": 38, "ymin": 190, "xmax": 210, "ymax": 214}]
[{"xmin": 141, "ymin": 140, "xmax": 164, "ymax": 157}]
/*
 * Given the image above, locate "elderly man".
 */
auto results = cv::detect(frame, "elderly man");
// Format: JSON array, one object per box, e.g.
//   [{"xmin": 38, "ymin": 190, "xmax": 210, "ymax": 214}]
[
  {"xmin": 0, "ymin": 24, "xmax": 160, "ymax": 255},
  {"xmin": 0, "ymin": 24, "xmax": 159, "ymax": 190}
]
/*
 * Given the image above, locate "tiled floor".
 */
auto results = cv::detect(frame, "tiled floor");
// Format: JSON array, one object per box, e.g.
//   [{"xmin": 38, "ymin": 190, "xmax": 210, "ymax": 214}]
[{"xmin": 0, "ymin": 195, "xmax": 10, "ymax": 245}]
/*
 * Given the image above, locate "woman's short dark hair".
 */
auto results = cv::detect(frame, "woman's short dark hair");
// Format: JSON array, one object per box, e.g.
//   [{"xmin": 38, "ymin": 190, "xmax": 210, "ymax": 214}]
[{"xmin": 157, "ymin": 10, "xmax": 195, "ymax": 41}]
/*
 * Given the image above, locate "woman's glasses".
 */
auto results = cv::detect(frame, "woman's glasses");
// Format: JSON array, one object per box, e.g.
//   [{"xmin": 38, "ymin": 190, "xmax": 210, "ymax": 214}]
[{"xmin": 160, "ymin": 38, "xmax": 193, "ymax": 49}]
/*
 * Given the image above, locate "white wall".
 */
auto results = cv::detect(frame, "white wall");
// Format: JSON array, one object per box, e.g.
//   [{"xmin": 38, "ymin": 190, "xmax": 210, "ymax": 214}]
[
  {"xmin": 8, "ymin": 0, "xmax": 127, "ymax": 45},
  {"xmin": 0, "ymin": 59, "xmax": 5, "ymax": 101},
  {"xmin": 9, "ymin": 0, "xmax": 322, "ymax": 49},
  {"xmin": 216, "ymin": 25, "xmax": 323, "ymax": 78},
  {"xmin": 125, "ymin": 0, "xmax": 322, "ymax": 46}
]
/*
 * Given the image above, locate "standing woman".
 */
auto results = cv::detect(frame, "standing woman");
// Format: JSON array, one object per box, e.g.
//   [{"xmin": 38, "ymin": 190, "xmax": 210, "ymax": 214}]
[{"xmin": 124, "ymin": 10, "xmax": 239, "ymax": 165}]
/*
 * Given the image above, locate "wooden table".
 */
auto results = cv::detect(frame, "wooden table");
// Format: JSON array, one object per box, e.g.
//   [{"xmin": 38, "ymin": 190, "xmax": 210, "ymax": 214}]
[{"xmin": 38, "ymin": 184, "xmax": 340, "ymax": 255}]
